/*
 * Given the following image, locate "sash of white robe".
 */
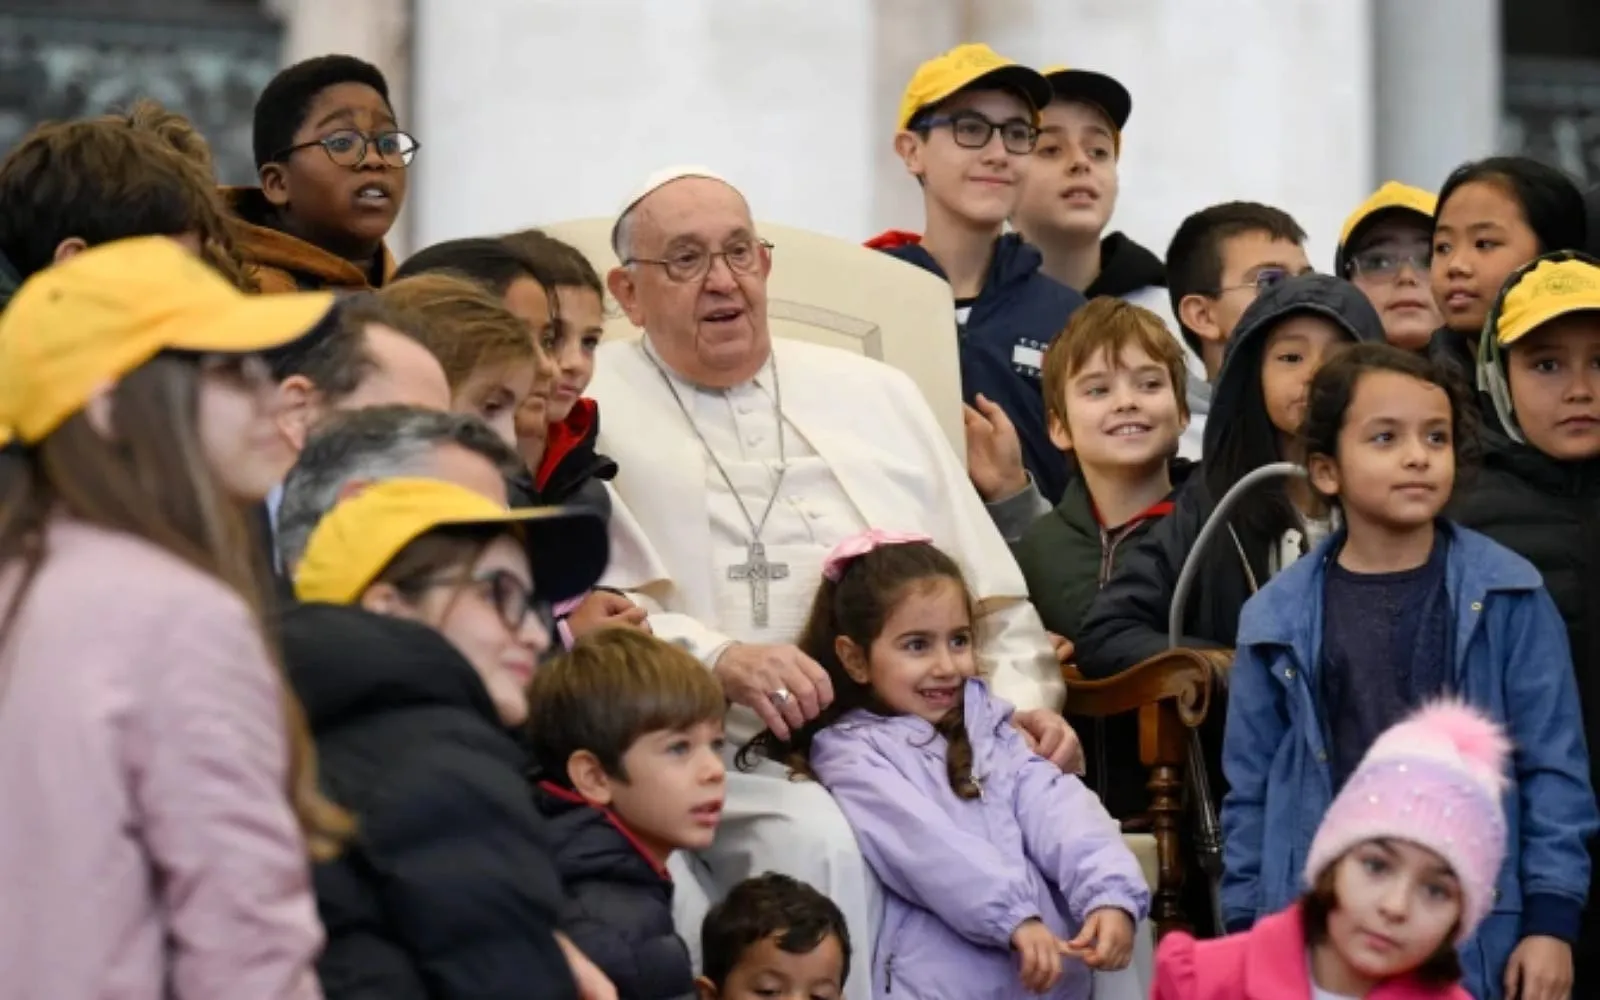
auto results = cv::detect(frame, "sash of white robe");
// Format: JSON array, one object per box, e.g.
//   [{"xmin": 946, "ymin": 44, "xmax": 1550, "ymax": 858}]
[{"xmin": 590, "ymin": 336, "xmax": 1062, "ymax": 713}]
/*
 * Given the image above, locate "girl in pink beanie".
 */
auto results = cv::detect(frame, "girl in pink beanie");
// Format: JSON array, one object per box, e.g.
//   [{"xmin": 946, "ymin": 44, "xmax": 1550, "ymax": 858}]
[{"xmin": 1154, "ymin": 700, "xmax": 1508, "ymax": 1000}]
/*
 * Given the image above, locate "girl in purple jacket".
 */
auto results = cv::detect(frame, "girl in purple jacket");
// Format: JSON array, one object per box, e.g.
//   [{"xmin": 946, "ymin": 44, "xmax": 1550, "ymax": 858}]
[{"xmin": 744, "ymin": 529, "xmax": 1149, "ymax": 999}]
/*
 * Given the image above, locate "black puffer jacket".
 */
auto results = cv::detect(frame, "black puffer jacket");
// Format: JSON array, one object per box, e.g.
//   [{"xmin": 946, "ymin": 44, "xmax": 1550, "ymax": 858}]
[
  {"xmin": 280, "ymin": 603, "xmax": 577, "ymax": 1000},
  {"xmin": 1076, "ymin": 275, "xmax": 1387, "ymax": 677},
  {"xmin": 533, "ymin": 783, "xmax": 694, "ymax": 1000}
]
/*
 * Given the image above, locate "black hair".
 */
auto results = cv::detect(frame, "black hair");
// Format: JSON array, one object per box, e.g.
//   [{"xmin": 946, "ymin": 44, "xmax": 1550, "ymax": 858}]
[
  {"xmin": 501, "ymin": 229, "xmax": 605, "ymax": 297},
  {"xmin": 739, "ymin": 540, "xmax": 980, "ymax": 800},
  {"xmin": 253, "ymin": 54, "xmax": 392, "ymax": 169},
  {"xmin": 394, "ymin": 237, "xmax": 553, "ymax": 299},
  {"xmin": 1166, "ymin": 201, "xmax": 1307, "ymax": 357},
  {"xmin": 1300, "ymin": 342, "xmax": 1477, "ymax": 507},
  {"xmin": 1435, "ymin": 156, "xmax": 1586, "ymax": 256},
  {"xmin": 701, "ymin": 873, "xmax": 852, "ymax": 991}
]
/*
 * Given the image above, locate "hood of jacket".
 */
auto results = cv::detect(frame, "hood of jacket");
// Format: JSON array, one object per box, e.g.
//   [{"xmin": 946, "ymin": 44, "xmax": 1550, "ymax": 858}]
[
  {"xmin": 278, "ymin": 601, "xmax": 505, "ymax": 733},
  {"xmin": 533, "ymin": 781, "xmax": 670, "ymax": 882},
  {"xmin": 222, "ymin": 186, "xmax": 394, "ymax": 291},
  {"xmin": 1086, "ymin": 232, "xmax": 1166, "ymax": 300},
  {"xmin": 1204, "ymin": 273, "xmax": 1387, "ymax": 456}
]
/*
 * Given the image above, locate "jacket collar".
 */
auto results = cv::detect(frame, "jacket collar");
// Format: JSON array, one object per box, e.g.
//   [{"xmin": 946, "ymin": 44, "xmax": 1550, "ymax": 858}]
[
  {"xmin": 1236, "ymin": 905, "xmax": 1448, "ymax": 1000},
  {"xmin": 536, "ymin": 780, "xmax": 672, "ymax": 880}
]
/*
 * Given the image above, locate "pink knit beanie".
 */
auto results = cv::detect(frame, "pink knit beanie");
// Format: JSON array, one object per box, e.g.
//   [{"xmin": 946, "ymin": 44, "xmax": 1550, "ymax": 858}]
[{"xmin": 1303, "ymin": 700, "xmax": 1511, "ymax": 943}]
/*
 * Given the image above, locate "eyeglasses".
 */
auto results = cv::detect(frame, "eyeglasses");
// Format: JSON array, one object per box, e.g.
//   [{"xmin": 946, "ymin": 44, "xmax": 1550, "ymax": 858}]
[
  {"xmin": 1349, "ymin": 249, "xmax": 1431, "ymax": 280},
  {"xmin": 1215, "ymin": 268, "xmax": 1294, "ymax": 296},
  {"xmin": 275, "ymin": 129, "xmax": 420, "ymax": 168},
  {"xmin": 422, "ymin": 569, "xmax": 552, "ymax": 636},
  {"xmin": 624, "ymin": 237, "xmax": 774, "ymax": 283},
  {"xmin": 918, "ymin": 111, "xmax": 1040, "ymax": 155}
]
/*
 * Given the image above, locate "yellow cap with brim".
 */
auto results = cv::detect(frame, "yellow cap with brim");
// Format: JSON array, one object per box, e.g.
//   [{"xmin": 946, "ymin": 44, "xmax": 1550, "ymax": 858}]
[
  {"xmin": 1040, "ymin": 65, "xmax": 1133, "ymax": 134},
  {"xmin": 0, "ymin": 235, "xmax": 335, "ymax": 448},
  {"xmin": 897, "ymin": 43, "xmax": 1052, "ymax": 132},
  {"xmin": 1493, "ymin": 257, "xmax": 1600, "ymax": 347},
  {"xmin": 1337, "ymin": 181, "xmax": 1437, "ymax": 249},
  {"xmin": 294, "ymin": 478, "xmax": 610, "ymax": 606}
]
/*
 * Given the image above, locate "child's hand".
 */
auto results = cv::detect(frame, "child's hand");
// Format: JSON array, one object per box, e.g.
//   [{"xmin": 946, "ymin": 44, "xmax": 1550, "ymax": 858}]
[
  {"xmin": 1504, "ymin": 935, "xmax": 1571, "ymax": 1000},
  {"xmin": 1062, "ymin": 907, "xmax": 1136, "ymax": 971},
  {"xmin": 1011, "ymin": 918, "xmax": 1065, "ymax": 994}
]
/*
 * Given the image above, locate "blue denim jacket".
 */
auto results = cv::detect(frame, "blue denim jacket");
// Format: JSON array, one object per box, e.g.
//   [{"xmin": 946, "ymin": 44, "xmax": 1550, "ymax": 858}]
[{"xmin": 1220, "ymin": 522, "xmax": 1597, "ymax": 1000}]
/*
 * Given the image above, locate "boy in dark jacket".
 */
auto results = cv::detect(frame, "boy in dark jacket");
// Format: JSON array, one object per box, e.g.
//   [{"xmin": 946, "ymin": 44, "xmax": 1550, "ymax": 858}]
[
  {"xmin": 1449, "ymin": 252, "xmax": 1600, "ymax": 990},
  {"xmin": 696, "ymin": 873, "xmax": 851, "ymax": 1000},
  {"xmin": 868, "ymin": 43, "xmax": 1084, "ymax": 505},
  {"xmin": 1014, "ymin": 296, "xmax": 1191, "ymax": 818},
  {"xmin": 527, "ymin": 629, "xmax": 729, "ymax": 1000},
  {"xmin": 231, "ymin": 54, "xmax": 414, "ymax": 293}
]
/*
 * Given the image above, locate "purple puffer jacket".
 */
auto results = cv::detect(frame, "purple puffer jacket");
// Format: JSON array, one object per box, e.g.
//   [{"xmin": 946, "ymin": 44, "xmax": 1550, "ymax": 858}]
[{"xmin": 812, "ymin": 678, "xmax": 1148, "ymax": 1000}]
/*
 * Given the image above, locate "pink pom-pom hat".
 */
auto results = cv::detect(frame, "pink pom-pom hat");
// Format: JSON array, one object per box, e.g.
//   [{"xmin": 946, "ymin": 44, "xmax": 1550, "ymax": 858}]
[{"xmin": 1303, "ymin": 700, "xmax": 1511, "ymax": 943}]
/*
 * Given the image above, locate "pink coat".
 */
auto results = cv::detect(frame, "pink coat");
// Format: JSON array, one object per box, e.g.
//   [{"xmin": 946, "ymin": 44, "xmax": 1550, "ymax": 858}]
[
  {"xmin": 0, "ymin": 518, "xmax": 324, "ymax": 999},
  {"xmin": 1153, "ymin": 904, "xmax": 1471, "ymax": 1000}
]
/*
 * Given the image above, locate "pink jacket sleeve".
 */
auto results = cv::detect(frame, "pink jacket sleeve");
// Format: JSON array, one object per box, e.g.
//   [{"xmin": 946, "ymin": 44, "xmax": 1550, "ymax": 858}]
[
  {"xmin": 129, "ymin": 594, "xmax": 324, "ymax": 1000},
  {"xmin": 1151, "ymin": 930, "xmax": 1199, "ymax": 1000}
]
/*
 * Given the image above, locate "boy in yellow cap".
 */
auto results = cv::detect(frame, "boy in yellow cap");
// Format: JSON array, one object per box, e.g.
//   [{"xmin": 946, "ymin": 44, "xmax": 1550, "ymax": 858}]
[
  {"xmin": 868, "ymin": 43, "xmax": 1083, "ymax": 518},
  {"xmin": 1335, "ymin": 181, "xmax": 1442, "ymax": 351},
  {"xmin": 1449, "ymin": 251, "xmax": 1600, "ymax": 992}
]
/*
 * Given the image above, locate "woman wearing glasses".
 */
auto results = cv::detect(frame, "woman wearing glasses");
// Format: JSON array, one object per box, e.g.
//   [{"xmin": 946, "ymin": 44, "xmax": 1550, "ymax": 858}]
[
  {"xmin": 1335, "ymin": 181, "xmax": 1443, "ymax": 353},
  {"xmin": 285, "ymin": 477, "xmax": 614, "ymax": 1000},
  {"xmin": 226, "ymin": 54, "xmax": 420, "ymax": 295}
]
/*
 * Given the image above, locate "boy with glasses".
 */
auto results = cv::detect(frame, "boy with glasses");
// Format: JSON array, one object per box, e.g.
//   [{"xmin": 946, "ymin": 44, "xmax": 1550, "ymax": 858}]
[
  {"xmin": 1166, "ymin": 201, "xmax": 1313, "ymax": 389},
  {"xmin": 1335, "ymin": 181, "xmax": 1441, "ymax": 352},
  {"xmin": 869, "ymin": 44, "xmax": 1085, "ymax": 509},
  {"xmin": 228, "ymin": 54, "xmax": 417, "ymax": 294}
]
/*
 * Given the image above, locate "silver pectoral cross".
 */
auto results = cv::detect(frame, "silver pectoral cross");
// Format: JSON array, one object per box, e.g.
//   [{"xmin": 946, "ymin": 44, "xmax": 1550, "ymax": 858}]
[{"xmin": 728, "ymin": 541, "xmax": 789, "ymax": 628}]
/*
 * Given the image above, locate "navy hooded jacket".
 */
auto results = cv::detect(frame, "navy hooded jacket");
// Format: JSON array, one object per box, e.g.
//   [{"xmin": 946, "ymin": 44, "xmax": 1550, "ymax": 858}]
[{"xmin": 868, "ymin": 231, "xmax": 1085, "ymax": 502}]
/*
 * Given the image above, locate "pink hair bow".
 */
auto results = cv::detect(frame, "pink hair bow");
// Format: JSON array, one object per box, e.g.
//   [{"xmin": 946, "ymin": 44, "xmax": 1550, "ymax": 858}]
[{"xmin": 821, "ymin": 528, "xmax": 934, "ymax": 582}]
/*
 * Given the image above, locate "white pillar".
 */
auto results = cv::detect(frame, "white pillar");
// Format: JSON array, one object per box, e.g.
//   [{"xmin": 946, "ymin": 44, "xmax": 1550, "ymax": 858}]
[{"xmin": 1373, "ymin": 0, "xmax": 1501, "ymax": 193}]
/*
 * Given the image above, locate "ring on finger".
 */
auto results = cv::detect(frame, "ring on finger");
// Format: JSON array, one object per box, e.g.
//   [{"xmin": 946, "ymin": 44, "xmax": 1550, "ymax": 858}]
[{"xmin": 769, "ymin": 687, "xmax": 792, "ymax": 707}]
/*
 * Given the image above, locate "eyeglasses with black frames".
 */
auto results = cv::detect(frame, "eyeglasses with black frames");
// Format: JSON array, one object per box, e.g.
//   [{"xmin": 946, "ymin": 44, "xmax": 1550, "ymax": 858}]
[
  {"xmin": 275, "ymin": 129, "xmax": 420, "ymax": 169},
  {"xmin": 917, "ymin": 111, "xmax": 1040, "ymax": 155}
]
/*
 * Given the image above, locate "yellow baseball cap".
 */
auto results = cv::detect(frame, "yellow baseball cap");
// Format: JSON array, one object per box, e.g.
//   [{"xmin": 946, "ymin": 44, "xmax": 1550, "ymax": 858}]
[
  {"xmin": 1493, "ymin": 256, "xmax": 1600, "ymax": 347},
  {"xmin": 293, "ymin": 477, "xmax": 609, "ymax": 606},
  {"xmin": 1040, "ymin": 65, "xmax": 1132, "ymax": 133},
  {"xmin": 1336, "ymin": 181, "xmax": 1436, "ymax": 256},
  {"xmin": 0, "ymin": 235, "xmax": 335, "ymax": 448},
  {"xmin": 897, "ymin": 43, "xmax": 1052, "ymax": 131}
]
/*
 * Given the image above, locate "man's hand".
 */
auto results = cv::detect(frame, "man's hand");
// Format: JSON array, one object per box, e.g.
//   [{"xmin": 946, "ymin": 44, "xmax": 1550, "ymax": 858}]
[
  {"xmin": 1504, "ymin": 935, "xmax": 1572, "ymax": 1000},
  {"xmin": 1013, "ymin": 708, "xmax": 1084, "ymax": 775},
  {"xmin": 1011, "ymin": 918, "xmax": 1064, "ymax": 994},
  {"xmin": 713, "ymin": 643, "xmax": 834, "ymax": 741},
  {"xmin": 964, "ymin": 393, "xmax": 1028, "ymax": 502},
  {"xmin": 554, "ymin": 932, "xmax": 618, "ymax": 1000},
  {"xmin": 565, "ymin": 590, "xmax": 650, "ymax": 641},
  {"xmin": 1062, "ymin": 908, "xmax": 1136, "ymax": 971},
  {"xmin": 1047, "ymin": 631, "xmax": 1075, "ymax": 667}
]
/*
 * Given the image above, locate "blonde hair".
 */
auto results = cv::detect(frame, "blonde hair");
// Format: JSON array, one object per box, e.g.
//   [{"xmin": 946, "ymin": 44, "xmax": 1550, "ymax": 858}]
[
  {"xmin": 1040, "ymin": 297, "xmax": 1190, "ymax": 432},
  {"xmin": 377, "ymin": 273, "xmax": 537, "ymax": 389}
]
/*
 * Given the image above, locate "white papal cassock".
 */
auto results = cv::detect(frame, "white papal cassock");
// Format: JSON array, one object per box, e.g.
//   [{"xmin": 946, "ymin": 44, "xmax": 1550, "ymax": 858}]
[{"xmin": 589, "ymin": 335, "xmax": 1062, "ymax": 1000}]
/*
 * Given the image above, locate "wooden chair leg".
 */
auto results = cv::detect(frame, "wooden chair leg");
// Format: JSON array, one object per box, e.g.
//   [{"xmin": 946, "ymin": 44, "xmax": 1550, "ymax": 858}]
[{"xmin": 1147, "ymin": 760, "xmax": 1187, "ymax": 936}]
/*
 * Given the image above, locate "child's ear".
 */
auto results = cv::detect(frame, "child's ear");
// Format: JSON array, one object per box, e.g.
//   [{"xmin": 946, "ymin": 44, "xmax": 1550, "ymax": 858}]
[
  {"xmin": 52, "ymin": 237, "xmax": 89, "ymax": 264},
  {"xmin": 273, "ymin": 375, "xmax": 322, "ymax": 452},
  {"xmin": 693, "ymin": 975, "xmax": 719, "ymax": 1000},
  {"xmin": 566, "ymin": 749, "xmax": 615, "ymax": 807},
  {"xmin": 259, "ymin": 161, "xmax": 290, "ymax": 208},
  {"xmin": 892, "ymin": 131, "xmax": 925, "ymax": 178},
  {"xmin": 1178, "ymin": 294, "xmax": 1224, "ymax": 346},
  {"xmin": 1306, "ymin": 451, "xmax": 1340, "ymax": 499},
  {"xmin": 834, "ymin": 636, "xmax": 872, "ymax": 685},
  {"xmin": 1047, "ymin": 412, "xmax": 1074, "ymax": 452}
]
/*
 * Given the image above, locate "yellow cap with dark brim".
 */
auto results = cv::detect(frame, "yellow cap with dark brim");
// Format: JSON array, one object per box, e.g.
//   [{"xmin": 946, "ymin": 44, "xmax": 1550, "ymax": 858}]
[
  {"xmin": 1040, "ymin": 65, "xmax": 1132, "ymax": 132},
  {"xmin": 897, "ymin": 43, "xmax": 1052, "ymax": 131},
  {"xmin": 0, "ymin": 235, "xmax": 335, "ymax": 446},
  {"xmin": 1337, "ymin": 182, "xmax": 1437, "ymax": 250},
  {"xmin": 1493, "ymin": 257, "xmax": 1600, "ymax": 347},
  {"xmin": 293, "ymin": 478, "xmax": 609, "ymax": 606}
]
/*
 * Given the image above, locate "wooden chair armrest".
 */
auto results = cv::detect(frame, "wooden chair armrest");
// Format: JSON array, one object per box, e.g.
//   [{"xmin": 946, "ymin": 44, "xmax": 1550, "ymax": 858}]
[{"xmin": 1062, "ymin": 648, "xmax": 1223, "ymax": 728}]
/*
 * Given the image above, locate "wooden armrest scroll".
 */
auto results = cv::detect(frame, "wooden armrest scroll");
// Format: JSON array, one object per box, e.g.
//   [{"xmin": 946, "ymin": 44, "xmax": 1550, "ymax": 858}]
[{"xmin": 1061, "ymin": 647, "xmax": 1221, "ymax": 728}]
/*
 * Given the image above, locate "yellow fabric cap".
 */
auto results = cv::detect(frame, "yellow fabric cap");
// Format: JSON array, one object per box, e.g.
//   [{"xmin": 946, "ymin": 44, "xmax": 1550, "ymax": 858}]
[
  {"xmin": 1338, "ymin": 181, "xmax": 1437, "ymax": 248},
  {"xmin": 897, "ymin": 43, "xmax": 1051, "ymax": 131},
  {"xmin": 1494, "ymin": 257, "xmax": 1600, "ymax": 347},
  {"xmin": 0, "ymin": 236, "xmax": 334, "ymax": 446},
  {"xmin": 294, "ymin": 478, "xmax": 564, "ymax": 605}
]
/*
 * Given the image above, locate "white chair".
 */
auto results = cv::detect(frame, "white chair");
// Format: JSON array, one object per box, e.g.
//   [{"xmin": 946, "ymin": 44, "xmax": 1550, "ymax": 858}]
[{"xmin": 538, "ymin": 218, "xmax": 966, "ymax": 465}]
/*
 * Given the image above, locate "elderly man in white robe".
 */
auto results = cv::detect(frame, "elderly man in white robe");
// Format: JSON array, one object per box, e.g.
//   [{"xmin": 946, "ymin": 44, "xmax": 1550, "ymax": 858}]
[{"xmin": 588, "ymin": 166, "xmax": 1077, "ymax": 999}]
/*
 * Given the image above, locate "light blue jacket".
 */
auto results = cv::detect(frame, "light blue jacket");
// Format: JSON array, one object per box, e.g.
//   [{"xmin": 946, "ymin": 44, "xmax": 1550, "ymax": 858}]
[
  {"xmin": 813, "ymin": 679, "xmax": 1148, "ymax": 1000},
  {"xmin": 1220, "ymin": 522, "xmax": 1597, "ymax": 1000}
]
